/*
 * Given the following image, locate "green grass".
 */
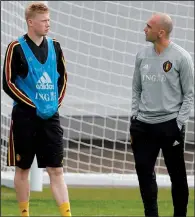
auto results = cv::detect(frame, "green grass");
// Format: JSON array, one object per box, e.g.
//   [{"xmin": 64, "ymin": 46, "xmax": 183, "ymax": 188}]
[{"xmin": 1, "ymin": 186, "xmax": 194, "ymax": 216}]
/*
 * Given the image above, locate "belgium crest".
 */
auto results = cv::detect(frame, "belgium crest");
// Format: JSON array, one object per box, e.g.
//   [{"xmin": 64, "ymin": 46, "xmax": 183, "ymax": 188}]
[{"xmin": 163, "ymin": 61, "xmax": 172, "ymax": 72}]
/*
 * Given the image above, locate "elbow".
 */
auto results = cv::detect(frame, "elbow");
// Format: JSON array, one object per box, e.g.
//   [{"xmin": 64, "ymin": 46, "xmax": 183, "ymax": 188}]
[
  {"xmin": 3, "ymin": 80, "xmax": 12, "ymax": 97},
  {"xmin": 132, "ymin": 87, "xmax": 141, "ymax": 94},
  {"xmin": 183, "ymin": 91, "xmax": 194, "ymax": 103}
]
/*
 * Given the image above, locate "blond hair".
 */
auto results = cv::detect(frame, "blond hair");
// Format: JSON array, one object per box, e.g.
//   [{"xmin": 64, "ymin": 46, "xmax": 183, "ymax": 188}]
[{"xmin": 25, "ymin": 2, "xmax": 49, "ymax": 21}]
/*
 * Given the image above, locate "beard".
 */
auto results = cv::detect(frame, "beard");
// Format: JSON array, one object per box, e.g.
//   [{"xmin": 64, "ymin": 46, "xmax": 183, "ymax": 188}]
[{"xmin": 145, "ymin": 35, "xmax": 155, "ymax": 43}]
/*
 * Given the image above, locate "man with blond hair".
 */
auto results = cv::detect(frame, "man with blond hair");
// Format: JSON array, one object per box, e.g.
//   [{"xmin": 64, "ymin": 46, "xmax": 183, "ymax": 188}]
[
  {"xmin": 130, "ymin": 12, "xmax": 194, "ymax": 217},
  {"xmin": 3, "ymin": 2, "xmax": 71, "ymax": 216}
]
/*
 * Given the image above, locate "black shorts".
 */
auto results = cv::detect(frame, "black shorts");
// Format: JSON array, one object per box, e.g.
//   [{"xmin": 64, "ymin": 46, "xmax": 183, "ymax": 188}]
[{"xmin": 7, "ymin": 104, "xmax": 64, "ymax": 169}]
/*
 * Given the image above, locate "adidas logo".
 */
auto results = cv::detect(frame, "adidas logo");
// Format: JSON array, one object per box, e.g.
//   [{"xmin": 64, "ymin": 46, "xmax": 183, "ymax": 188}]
[
  {"xmin": 143, "ymin": 64, "xmax": 149, "ymax": 70},
  {"xmin": 22, "ymin": 209, "xmax": 27, "ymax": 213},
  {"xmin": 36, "ymin": 72, "xmax": 54, "ymax": 90},
  {"xmin": 173, "ymin": 140, "xmax": 179, "ymax": 146}
]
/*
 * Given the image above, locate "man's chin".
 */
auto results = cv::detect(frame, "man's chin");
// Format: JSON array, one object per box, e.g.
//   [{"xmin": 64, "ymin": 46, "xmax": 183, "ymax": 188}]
[
  {"xmin": 41, "ymin": 33, "xmax": 48, "ymax": 37},
  {"xmin": 145, "ymin": 38, "xmax": 152, "ymax": 42}
]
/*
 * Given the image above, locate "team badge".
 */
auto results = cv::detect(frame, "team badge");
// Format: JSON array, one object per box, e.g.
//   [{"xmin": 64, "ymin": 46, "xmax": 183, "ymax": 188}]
[
  {"xmin": 16, "ymin": 154, "xmax": 21, "ymax": 162},
  {"xmin": 163, "ymin": 61, "xmax": 172, "ymax": 72}
]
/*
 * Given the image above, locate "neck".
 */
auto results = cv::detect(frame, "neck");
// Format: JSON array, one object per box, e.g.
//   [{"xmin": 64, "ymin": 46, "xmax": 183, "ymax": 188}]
[
  {"xmin": 154, "ymin": 39, "xmax": 171, "ymax": 55},
  {"xmin": 27, "ymin": 31, "xmax": 44, "ymax": 46}
]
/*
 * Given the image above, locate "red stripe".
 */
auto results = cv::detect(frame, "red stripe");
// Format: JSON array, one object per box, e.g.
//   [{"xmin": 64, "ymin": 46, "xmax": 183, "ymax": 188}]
[
  {"xmin": 58, "ymin": 58, "xmax": 67, "ymax": 105},
  {"xmin": 58, "ymin": 85, "xmax": 66, "ymax": 105},
  {"xmin": 5, "ymin": 41, "xmax": 35, "ymax": 107},
  {"xmin": 10, "ymin": 123, "xmax": 14, "ymax": 165},
  {"xmin": 8, "ymin": 121, "xmax": 14, "ymax": 165}
]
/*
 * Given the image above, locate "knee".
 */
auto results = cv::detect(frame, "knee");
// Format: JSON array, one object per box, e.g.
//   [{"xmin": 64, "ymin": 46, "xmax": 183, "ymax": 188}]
[
  {"xmin": 135, "ymin": 163, "xmax": 155, "ymax": 179},
  {"xmin": 47, "ymin": 167, "xmax": 63, "ymax": 178},
  {"xmin": 171, "ymin": 174, "xmax": 188, "ymax": 187},
  {"xmin": 14, "ymin": 167, "xmax": 30, "ymax": 181},
  {"xmin": 135, "ymin": 162, "xmax": 151, "ymax": 174}
]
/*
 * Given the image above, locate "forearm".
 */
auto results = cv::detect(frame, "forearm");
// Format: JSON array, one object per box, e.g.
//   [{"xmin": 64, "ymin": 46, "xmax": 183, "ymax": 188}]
[
  {"xmin": 3, "ymin": 41, "xmax": 35, "ymax": 108},
  {"xmin": 177, "ymin": 92, "xmax": 194, "ymax": 129},
  {"xmin": 177, "ymin": 53, "xmax": 194, "ymax": 129},
  {"xmin": 131, "ymin": 89, "xmax": 141, "ymax": 117},
  {"xmin": 131, "ymin": 54, "xmax": 142, "ymax": 117},
  {"xmin": 58, "ymin": 51, "xmax": 67, "ymax": 107},
  {"xmin": 58, "ymin": 71, "xmax": 67, "ymax": 107},
  {"xmin": 3, "ymin": 76, "xmax": 20, "ymax": 103}
]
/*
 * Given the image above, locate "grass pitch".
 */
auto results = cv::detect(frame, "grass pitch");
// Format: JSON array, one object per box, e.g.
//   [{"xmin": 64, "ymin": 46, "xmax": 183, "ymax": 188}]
[{"xmin": 1, "ymin": 186, "xmax": 194, "ymax": 216}]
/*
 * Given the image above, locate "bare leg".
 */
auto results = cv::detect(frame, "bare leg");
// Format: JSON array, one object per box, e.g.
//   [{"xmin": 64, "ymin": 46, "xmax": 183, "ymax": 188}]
[
  {"xmin": 47, "ymin": 167, "xmax": 71, "ymax": 216},
  {"xmin": 47, "ymin": 167, "xmax": 69, "ymax": 204},
  {"xmin": 14, "ymin": 167, "xmax": 30, "ymax": 216}
]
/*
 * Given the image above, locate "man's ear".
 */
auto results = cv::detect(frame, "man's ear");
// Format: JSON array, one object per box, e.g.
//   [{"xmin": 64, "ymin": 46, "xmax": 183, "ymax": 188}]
[
  {"xmin": 27, "ymin": 18, "xmax": 33, "ymax": 27},
  {"xmin": 158, "ymin": 29, "xmax": 166, "ymax": 38}
]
